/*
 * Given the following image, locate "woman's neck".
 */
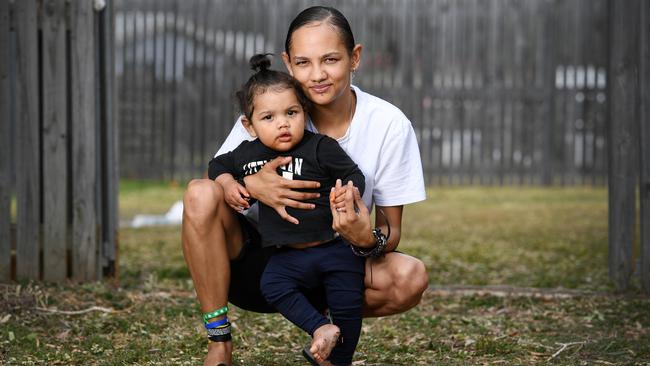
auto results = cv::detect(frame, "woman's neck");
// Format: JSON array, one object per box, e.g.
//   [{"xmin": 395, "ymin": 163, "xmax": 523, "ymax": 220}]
[{"xmin": 311, "ymin": 88, "xmax": 356, "ymax": 139}]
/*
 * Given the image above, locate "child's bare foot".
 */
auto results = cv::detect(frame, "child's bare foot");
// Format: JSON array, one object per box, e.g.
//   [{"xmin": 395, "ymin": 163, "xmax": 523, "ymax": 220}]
[
  {"xmin": 309, "ymin": 324, "xmax": 340, "ymax": 364},
  {"xmin": 204, "ymin": 341, "xmax": 232, "ymax": 366}
]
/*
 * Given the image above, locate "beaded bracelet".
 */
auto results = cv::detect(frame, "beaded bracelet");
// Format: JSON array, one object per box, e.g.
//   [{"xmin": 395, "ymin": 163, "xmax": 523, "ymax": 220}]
[
  {"xmin": 350, "ymin": 209, "xmax": 391, "ymax": 258},
  {"xmin": 207, "ymin": 322, "xmax": 232, "ymax": 343},
  {"xmin": 202, "ymin": 305, "xmax": 229, "ymax": 323},
  {"xmin": 350, "ymin": 228, "xmax": 387, "ymax": 258}
]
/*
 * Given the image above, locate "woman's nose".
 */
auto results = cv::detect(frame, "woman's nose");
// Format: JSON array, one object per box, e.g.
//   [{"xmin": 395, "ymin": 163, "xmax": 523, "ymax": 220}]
[{"xmin": 310, "ymin": 64, "xmax": 326, "ymax": 82}]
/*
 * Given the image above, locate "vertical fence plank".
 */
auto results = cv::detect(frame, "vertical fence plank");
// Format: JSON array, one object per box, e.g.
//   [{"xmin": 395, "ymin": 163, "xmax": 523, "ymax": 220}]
[
  {"xmin": 0, "ymin": 0, "xmax": 11, "ymax": 281},
  {"xmin": 158, "ymin": 0, "xmax": 167, "ymax": 174},
  {"xmin": 542, "ymin": 0, "xmax": 556, "ymax": 185},
  {"xmin": 100, "ymin": 0, "xmax": 118, "ymax": 278},
  {"xmin": 137, "ymin": 5, "xmax": 148, "ymax": 175},
  {"xmin": 71, "ymin": 0, "xmax": 98, "ymax": 281},
  {"xmin": 431, "ymin": 0, "xmax": 443, "ymax": 185},
  {"xmin": 169, "ymin": 0, "xmax": 180, "ymax": 180},
  {"xmin": 640, "ymin": 0, "xmax": 650, "ymax": 293},
  {"xmin": 149, "ymin": 0, "xmax": 159, "ymax": 172},
  {"xmin": 14, "ymin": 0, "xmax": 40, "ymax": 280},
  {"xmin": 607, "ymin": 0, "xmax": 640, "ymax": 291},
  {"xmin": 41, "ymin": 0, "xmax": 68, "ymax": 282},
  {"xmin": 486, "ymin": 0, "xmax": 499, "ymax": 185}
]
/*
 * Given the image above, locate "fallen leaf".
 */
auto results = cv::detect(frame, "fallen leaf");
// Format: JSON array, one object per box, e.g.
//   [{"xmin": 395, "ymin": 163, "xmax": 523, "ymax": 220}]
[{"xmin": 56, "ymin": 330, "xmax": 70, "ymax": 340}]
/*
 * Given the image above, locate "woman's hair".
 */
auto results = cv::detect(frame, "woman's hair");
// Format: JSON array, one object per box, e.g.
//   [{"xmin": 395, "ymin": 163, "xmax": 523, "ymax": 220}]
[
  {"xmin": 285, "ymin": 6, "xmax": 355, "ymax": 56},
  {"xmin": 236, "ymin": 54, "xmax": 310, "ymax": 121}
]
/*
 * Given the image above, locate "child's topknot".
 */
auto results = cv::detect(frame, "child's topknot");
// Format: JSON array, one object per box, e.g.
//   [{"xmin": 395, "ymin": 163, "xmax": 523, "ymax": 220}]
[
  {"xmin": 249, "ymin": 53, "xmax": 272, "ymax": 73},
  {"xmin": 236, "ymin": 54, "xmax": 311, "ymax": 121}
]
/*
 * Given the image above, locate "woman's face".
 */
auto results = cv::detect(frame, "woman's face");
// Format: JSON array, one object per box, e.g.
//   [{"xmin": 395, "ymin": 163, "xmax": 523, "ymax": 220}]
[{"xmin": 282, "ymin": 22, "xmax": 361, "ymax": 107}]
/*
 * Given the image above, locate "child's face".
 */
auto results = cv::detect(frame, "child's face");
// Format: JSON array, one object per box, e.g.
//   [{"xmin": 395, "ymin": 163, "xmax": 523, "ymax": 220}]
[{"xmin": 243, "ymin": 88, "xmax": 306, "ymax": 152}]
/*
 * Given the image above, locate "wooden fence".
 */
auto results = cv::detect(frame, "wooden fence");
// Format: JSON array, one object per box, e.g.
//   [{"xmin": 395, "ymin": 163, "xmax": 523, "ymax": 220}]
[
  {"xmin": 608, "ymin": 0, "xmax": 650, "ymax": 293},
  {"xmin": 0, "ymin": 0, "xmax": 118, "ymax": 282},
  {"xmin": 114, "ymin": 0, "xmax": 609, "ymax": 185}
]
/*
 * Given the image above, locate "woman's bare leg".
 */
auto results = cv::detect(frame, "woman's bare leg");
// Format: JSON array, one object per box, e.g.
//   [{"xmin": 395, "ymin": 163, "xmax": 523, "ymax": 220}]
[
  {"xmin": 182, "ymin": 179, "xmax": 245, "ymax": 366},
  {"xmin": 362, "ymin": 252, "xmax": 429, "ymax": 317}
]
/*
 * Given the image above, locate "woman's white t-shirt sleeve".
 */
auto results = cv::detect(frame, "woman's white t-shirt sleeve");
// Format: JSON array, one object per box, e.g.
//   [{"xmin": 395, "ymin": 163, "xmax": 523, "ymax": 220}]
[
  {"xmin": 372, "ymin": 118, "xmax": 426, "ymax": 207},
  {"xmin": 214, "ymin": 116, "xmax": 254, "ymax": 157}
]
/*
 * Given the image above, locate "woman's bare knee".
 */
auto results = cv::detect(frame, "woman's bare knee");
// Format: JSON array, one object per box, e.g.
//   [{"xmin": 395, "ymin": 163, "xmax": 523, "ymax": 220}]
[
  {"xmin": 183, "ymin": 179, "xmax": 223, "ymax": 221},
  {"xmin": 390, "ymin": 256, "xmax": 428, "ymax": 310},
  {"xmin": 401, "ymin": 258, "xmax": 428, "ymax": 294}
]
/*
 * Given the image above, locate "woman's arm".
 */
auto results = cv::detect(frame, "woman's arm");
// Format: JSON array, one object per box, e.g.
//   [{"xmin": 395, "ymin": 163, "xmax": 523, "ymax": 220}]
[
  {"xmin": 373, "ymin": 205, "xmax": 402, "ymax": 252},
  {"xmin": 243, "ymin": 156, "xmax": 321, "ymax": 224},
  {"xmin": 330, "ymin": 181, "xmax": 402, "ymax": 252}
]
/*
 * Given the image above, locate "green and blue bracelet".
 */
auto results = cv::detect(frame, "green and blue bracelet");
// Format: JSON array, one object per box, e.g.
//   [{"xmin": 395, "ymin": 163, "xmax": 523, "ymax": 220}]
[{"xmin": 202, "ymin": 305, "xmax": 229, "ymax": 324}]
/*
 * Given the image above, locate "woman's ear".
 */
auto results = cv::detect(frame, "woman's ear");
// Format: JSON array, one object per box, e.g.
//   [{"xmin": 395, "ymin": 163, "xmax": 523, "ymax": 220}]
[
  {"xmin": 241, "ymin": 116, "xmax": 257, "ymax": 138},
  {"xmin": 281, "ymin": 52, "xmax": 293, "ymax": 76},
  {"xmin": 351, "ymin": 44, "xmax": 363, "ymax": 71}
]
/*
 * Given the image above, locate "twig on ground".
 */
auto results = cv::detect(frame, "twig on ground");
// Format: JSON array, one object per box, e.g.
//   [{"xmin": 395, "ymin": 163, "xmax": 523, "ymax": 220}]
[
  {"xmin": 34, "ymin": 306, "xmax": 115, "ymax": 315},
  {"xmin": 547, "ymin": 341, "xmax": 586, "ymax": 361}
]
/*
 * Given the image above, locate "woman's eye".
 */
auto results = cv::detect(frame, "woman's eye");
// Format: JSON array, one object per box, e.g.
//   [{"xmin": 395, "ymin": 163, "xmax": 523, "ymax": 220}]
[
  {"xmin": 325, "ymin": 58, "xmax": 338, "ymax": 64},
  {"xmin": 295, "ymin": 60, "xmax": 308, "ymax": 66}
]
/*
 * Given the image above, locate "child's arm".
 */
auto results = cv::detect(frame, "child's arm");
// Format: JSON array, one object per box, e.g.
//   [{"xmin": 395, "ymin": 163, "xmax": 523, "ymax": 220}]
[
  {"xmin": 208, "ymin": 151, "xmax": 251, "ymax": 212},
  {"xmin": 316, "ymin": 136, "xmax": 365, "ymax": 197}
]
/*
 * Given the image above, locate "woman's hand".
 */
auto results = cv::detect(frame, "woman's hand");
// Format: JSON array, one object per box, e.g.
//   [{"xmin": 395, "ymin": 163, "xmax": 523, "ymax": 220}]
[
  {"xmin": 244, "ymin": 156, "xmax": 320, "ymax": 225},
  {"xmin": 330, "ymin": 180, "xmax": 375, "ymax": 247}
]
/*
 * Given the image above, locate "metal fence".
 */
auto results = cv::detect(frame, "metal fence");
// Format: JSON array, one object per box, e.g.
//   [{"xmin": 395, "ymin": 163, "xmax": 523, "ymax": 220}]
[
  {"xmin": 115, "ymin": 0, "xmax": 609, "ymax": 185},
  {"xmin": 0, "ymin": 0, "xmax": 118, "ymax": 282}
]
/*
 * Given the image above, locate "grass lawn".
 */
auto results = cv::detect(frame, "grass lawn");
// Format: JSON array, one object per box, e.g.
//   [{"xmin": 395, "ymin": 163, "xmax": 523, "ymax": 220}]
[{"xmin": 2, "ymin": 182, "xmax": 649, "ymax": 365}]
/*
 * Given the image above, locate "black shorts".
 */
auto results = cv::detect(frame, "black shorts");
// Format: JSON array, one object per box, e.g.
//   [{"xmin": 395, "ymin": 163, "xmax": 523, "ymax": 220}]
[{"xmin": 229, "ymin": 214, "xmax": 328, "ymax": 313}]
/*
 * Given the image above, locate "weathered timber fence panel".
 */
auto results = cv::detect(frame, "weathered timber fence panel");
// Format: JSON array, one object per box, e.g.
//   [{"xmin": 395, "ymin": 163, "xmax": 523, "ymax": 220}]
[
  {"xmin": 71, "ymin": 0, "xmax": 98, "ymax": 282},
  {"xmin": 1, "ymin": 0, "xmax": 118, "ymax": 283},
  {"xmin": 14, "ymin": 0, "xmax": 41, "ymax": 280},
  {"xmin": 42, "ymin": 0, "xmax": 68, "ymax": 281},
  {"xmin": 114, "ymin": 0, "xmax": 609, "ymax": 184},
  {"xmin": 607, "ymin": 0, "xmax": 640, "ymax": 291},
  {"xmin": 0, "ymin": 0, "xmax": 10, "ymax": 280},
  {"xmin": 639, "ymin": 0, "xmax": 650, "ymax": 294}
]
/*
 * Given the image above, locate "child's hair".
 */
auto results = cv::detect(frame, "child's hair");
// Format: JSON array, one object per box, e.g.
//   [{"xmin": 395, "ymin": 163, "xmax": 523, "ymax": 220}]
[{"xmin": 236, "ymin": 54, "xmax": 310, "ymax": 121}]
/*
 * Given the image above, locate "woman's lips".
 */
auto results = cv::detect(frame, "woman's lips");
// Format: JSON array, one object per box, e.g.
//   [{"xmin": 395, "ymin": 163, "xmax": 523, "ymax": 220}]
[{"xmin": 311, "ymin": 84, "xmax": 331, "ymax": 94}]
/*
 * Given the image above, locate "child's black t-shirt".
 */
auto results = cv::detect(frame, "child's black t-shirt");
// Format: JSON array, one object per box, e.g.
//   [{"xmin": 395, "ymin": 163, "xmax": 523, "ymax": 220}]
[{"xmin": 208, "ymin": 130, "xmax": 365, "ymax": 247}]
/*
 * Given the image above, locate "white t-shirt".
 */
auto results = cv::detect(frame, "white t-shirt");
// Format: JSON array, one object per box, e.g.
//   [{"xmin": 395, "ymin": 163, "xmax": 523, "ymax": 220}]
[{"xmin": 215, "ymin": 85, "xmax": 426, "ymax": 212}]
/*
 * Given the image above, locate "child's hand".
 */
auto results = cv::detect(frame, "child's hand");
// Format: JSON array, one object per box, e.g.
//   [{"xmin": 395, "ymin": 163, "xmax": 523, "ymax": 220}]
[
  {"xmin": 224, "ymin": 179, "xmax": 251, "ymax": 212},
  {"xmin": 330, "ymin": 179, "xmax": 355, "ymax": 213}
]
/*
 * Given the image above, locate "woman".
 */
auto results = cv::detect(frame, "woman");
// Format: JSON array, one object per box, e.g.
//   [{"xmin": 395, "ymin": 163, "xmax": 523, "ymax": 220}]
[{"xmin": 182, "ymin": 6, "xmax": 428, "ymax": 366}]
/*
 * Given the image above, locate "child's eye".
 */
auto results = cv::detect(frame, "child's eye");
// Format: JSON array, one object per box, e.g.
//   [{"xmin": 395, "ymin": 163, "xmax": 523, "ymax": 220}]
[
  {"xmin": 262, "ymin": 115, "xmax": 272, "ymax": 120},
  {"xmin": 287, "ymin": 110, "xmax": 297, "ymax": 116}
]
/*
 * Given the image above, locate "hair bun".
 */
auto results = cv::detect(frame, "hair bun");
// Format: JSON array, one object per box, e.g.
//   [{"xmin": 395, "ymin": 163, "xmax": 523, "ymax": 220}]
[{"xmin": 249, "ymin": 53, "xmax": 272, "ymax": 72}]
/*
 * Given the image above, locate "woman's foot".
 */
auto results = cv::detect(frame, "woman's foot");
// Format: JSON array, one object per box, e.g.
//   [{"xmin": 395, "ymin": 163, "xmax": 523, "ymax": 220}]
[
  {"xmin": 309, "ymin": 324, "xmax": 340, "ymax": 364},
  {"xmin": 204, "ymin": 340, "xmax": 232, "ymax": 366}
]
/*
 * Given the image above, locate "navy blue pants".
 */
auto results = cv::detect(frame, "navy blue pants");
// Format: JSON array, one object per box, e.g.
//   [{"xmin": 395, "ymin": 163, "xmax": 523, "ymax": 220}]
[{"xmin": 260, "ymin": 238, "xmax": 365, "ymax": 366}]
